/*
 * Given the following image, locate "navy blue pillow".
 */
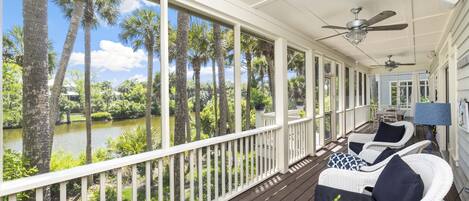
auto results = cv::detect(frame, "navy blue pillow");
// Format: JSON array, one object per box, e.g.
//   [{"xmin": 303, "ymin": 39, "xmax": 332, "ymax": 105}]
[
  {"xmin": 371, "ymin": 148, "xmax": 396, "ymax": 165},
  {"xmin": 372, "ymin": 155, "xmax": 424, "ymax": 201},
  {"xmin": 373, "ymin": 122, "xmax": 405, "ymax": 143}
]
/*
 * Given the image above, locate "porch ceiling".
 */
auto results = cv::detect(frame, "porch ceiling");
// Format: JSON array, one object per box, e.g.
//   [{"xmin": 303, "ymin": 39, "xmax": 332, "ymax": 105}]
[{"xmin": 237, "ymin": 0, "xmax": 452, "ymax": 71}]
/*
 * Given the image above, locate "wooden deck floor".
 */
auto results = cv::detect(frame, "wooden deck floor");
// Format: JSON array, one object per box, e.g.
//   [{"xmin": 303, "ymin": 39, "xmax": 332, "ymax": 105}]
[{"xmin": 231, "ymin": 123, "xmax": 462, "ymax": 201}]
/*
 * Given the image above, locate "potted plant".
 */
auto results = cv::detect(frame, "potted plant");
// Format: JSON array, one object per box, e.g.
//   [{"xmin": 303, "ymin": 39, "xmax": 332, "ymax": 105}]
[{"xmin": 252, "ymin": 88, "xmax": 269, "ymax": 111}]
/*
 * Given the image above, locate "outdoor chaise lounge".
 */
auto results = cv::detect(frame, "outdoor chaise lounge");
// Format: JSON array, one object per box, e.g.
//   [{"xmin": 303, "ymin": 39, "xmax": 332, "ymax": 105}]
[
  {"xmin": 348, "ymin": 121, "xmax": 415, "ymax": 163},
  {"xmin": 328, "ymin": 140, "xmax": 430, "ymax": 172},
  {"xmin": 316, "ymin": 154, "xmax": 453, "ymax": 201}
]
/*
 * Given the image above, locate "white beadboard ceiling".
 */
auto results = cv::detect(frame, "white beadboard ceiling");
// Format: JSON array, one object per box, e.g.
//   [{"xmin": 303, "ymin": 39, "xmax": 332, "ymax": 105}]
[{"xmin": 237, "ymin": 0, "xmax": 452, "ymax": 70}]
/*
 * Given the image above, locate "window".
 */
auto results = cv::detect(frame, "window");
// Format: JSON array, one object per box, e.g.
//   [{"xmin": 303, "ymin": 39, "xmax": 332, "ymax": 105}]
[
  {"xmin": 358, "ymin": 72, "xmax": 363, "ymax": 106},
  {"xmin": 420, "ymin": 80, "xmax": 429, "ymax": 102},
  {"xmin": 287, "ymin": 48, "xmax": 306, "ymax": 110},
  {"xmin": 364, "ymin": 74, "xmax": 367, "ymax": 105},
  {"xmin": 241, "ymin": 32, "xmax": 275, "ymax": 130},
  {"xmin": 345, "ymin": 67, "xmax": 350, "ymax": 109},
  {"xmin": 335, "ymin": 64, "xmax": 340, "ymax": 111},
  {"xmin": 314, "ymin": 56, "xmax": 320, "ymax": 114},
  {"xmin": 390, "ymin": 81, "xmax": 413, "ymax": 109}
]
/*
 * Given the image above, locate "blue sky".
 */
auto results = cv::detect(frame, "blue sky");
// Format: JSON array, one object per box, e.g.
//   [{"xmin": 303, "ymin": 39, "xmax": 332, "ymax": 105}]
[{"xmin": 3, "ymin": 0, "xmax": 238, "ymax": 87}]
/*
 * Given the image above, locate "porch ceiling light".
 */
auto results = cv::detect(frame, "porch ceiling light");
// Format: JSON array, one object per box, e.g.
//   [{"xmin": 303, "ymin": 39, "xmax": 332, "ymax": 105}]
[{"xmin": 344, "ymin": 29, "xmax": 367, "ymax": 45}]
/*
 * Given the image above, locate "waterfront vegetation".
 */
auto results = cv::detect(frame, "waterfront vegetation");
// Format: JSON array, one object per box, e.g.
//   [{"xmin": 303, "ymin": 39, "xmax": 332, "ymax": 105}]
[{"xmin": 2, "ymin": 0, "xmax": 305, "ymax": 200}]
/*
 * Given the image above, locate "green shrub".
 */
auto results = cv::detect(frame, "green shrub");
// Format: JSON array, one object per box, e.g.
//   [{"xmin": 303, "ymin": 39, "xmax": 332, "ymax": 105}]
[
  {"xmin": 91, "ymin": 112, "xmax": 112, "ymax": 121},
  {"xmin": 3, "ymin": 149, "xmax": 38, "ymax": 200},
  {"xmin": 109, "ymin": 100, "xmax": 145, "ymax": 119},
  {"xmin": 107, "ymin": 126, "xmax": 160, "ymax": 157}
]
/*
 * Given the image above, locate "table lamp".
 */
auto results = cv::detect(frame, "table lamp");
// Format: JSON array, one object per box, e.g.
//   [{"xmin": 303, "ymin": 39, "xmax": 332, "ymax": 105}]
[{"xmin": 414, "ymin": 103, "xmax": 451, "ymax": 152}]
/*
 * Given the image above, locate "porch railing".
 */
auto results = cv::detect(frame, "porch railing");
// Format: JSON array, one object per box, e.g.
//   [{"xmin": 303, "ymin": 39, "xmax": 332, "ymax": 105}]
[
  {"xmin": 0, "ymin": 125, "xmax": 281, "ymax": 201},
  {"xmin": 288, "ymin": 117, "xmax": 313, "ymax": 165}
]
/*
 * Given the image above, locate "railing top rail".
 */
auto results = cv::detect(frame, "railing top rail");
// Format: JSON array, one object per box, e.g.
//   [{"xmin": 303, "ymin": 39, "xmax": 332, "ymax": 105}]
[
  {"xmin": 287, "ymin": 117, "xmax": 313, "ymax": 125},
  {"xmin": 0, "ymin": 124, "xmax": 281, "ymax": 196}
]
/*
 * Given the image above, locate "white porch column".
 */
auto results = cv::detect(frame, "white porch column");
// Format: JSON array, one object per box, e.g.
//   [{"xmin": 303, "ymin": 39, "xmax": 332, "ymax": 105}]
[
  {"xmin": 234, "ymin": 24, "xmax": 242, "ymax": 133},
  {"xmin": 160, "ymin": 0, "xmax": 170, "ymax": 149},
  {"xmin": 305, "ymin": 50, "xmax": 315, "ymax": 156},
  {"xmin": 274, "ymin": 38, "xmax": 289, "ymax": 173},
  {"xmin": 411, "ymin": 72, "xmax": 420, "ymax": 116},
  {"xmin": 318, "ymin": 55, "xmax": 324, "ymax": 146},
  {"xmin": 377, "ymin": 74, "xmax": 381, "ymax": 109}
]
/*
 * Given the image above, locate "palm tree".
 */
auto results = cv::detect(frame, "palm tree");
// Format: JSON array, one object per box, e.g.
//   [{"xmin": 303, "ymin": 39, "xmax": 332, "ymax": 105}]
[
  {"xmin": 213, "ymin": 23, "xmax": 228, "ymax": 135},
  {"xmin": 2, "ymin": 25, "xmax": 57, "ymax": 73},
  {"xmin": 257, "ymin": 40, "xmax": 275, "ymax": 109},
  {"xmin": 50, "ymin": 0, "xmax": 85, "ymax": 142},
  {"xmin": 22, "ymin": 0, "xmax": 50, "ymax": 178},
  {"xmin": 241, "ymin": 34, "xmax": 257, "ymax": 130},
  {"xmin": 188, "ymin": 20, "xmax": 210, "ymax": 140},
  {"xmin": 120, "ymin": 9, "xmax": 160, "ymax": 152},
  {"xmin": 83, "ymin": 0, "xmax": 120, "ymax": 164},
  {"xmin": 174, "ymin": 10, "xmax": 190, "ymax": 200}
]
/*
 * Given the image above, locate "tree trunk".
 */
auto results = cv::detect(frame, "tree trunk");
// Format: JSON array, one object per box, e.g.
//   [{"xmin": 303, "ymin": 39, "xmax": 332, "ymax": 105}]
[
  {"xmin": 23, "ymin": 0, "xmax": 51, "ymax": 200},
  {"xmin": 212, "ymin": 58, "xmax": 218, "ymax": 135},
  {"xmin": 146, "ymin": 46, "xmax": 154, "ymax": 152},
  {"xmin": 245, "ymin": 51, "xmax": 252, "ymax": 130},
  {"xmin": 174, "ymin": 11, "xmax": 190, "ymax": 201},
  {"xmin": 84, "ymin": 0, "xmax": 93, "ymax": 165},
  {"xmin": 193, "ymin": 59, "xmax": 201, "ymax": 141},
  {"xmin": 66, "ymin": 111, "xmax": 71, "ymax": 124},
  {"xmin": 214, "ymin": 23, "xmax": 228, "ymax": 136},
  {"xmin": 49, "ymin": 0, "xmax": 84, "ymax": 142},
  {"xmin": 23, "ymin": 0, "xmax": 50, "ymax": 175}
]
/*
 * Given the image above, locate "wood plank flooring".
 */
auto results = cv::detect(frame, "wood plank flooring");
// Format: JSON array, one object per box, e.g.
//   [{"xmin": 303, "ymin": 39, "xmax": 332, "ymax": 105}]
[{"xmin": 231, "ymin": 122, "xmax": 462, "ymax": 201}]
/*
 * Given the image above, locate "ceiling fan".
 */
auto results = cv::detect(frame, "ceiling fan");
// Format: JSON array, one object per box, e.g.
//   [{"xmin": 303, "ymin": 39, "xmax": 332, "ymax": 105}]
[
  {"xmin": 317, "ymin": 7, "xmax": 408, "ymax": 45},
  {"xmin": 371, "ymin": 55, "xmax": 416, "ymax": 71}
]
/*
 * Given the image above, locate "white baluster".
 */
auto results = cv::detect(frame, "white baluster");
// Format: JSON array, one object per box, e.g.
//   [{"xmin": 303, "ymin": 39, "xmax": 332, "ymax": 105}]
[
  {"xmin": 207, "ymin": 146, "xmax": 211, "ymax": 201},
  {"xmin": 132, "ymin": 165, "xmax": 137, "ymax": 201},
  {"xmin": 170, "ymin": 156, "xmax": 175, "ymax": 201},
  {"xmin": 234, "ymin": 139, "xmax": 238, "ymax": 189},
  {"xmin": 8, "ymin": 195, "xmax": 16, "ymax": 201},
  {"xmin": 36, "ymin": 188, "xmax": 43, "ymax": 201},
  {"xmin": 81, "ymin": 177, "xmax": 88, "ymax": 201},
  {"xmin": 60, "ymin": 182, "xmax": 67, "ymax": 201},
  {"xmin": 198, "ymin": 149, "xmax": 203, "ymax": 201},
  {"xmin": 221, "ymin": 142, "xmax": 226, "ymax": 196},
  {"xmin": 146, "ymin": 161, "xmax": 151, "ymax": 201},
  {"xmin": 240, "ymin": 138, "xmax": 244, "ymax": 186},
  {"xmin": 228, "ymin": 141, "xmax": 232, "ymax": 193},
  {"xmin": 117, "ymin": 168, "xmax": 123, "ymax": 201},
  {"xmin": 215, "ymin": 144, "xmax": 219, "ymax": 199},
  {"xmin": 100, "ymin": 172, "xmax": 106, "ymax": 201},
  {"xmin": 180, "ymin": 153, "xmax": 185, "ymax": 201},
  {"xmin": 159, "ymin": 159, "xmax": 164, "ymax": 201},
  {"xmin": 190, "ymin": 150, "xmax": 195, "ymax": 201}
]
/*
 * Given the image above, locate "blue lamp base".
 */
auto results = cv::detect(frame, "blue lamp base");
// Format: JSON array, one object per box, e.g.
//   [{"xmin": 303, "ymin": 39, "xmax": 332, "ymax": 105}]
[{"xmin": 424, "ymin": 125, "xmax": 434, "ymax": 153}]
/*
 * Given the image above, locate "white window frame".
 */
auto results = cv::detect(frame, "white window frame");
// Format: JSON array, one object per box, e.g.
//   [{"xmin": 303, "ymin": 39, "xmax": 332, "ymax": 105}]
[{"xmin": 389, "ymin": 80, "xmax": 413, "ymax": 109}]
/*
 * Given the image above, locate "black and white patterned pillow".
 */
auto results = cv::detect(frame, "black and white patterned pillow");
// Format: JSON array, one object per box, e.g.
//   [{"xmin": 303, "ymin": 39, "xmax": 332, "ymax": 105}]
[{"xmin": 327, "ymin": 152, "xmax": 368, "ymax": 171}]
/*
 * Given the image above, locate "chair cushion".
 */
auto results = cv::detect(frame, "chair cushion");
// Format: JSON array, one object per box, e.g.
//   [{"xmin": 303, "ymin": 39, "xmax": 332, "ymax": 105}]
[
  {"xmin": 372, "ymin": 155, "xmax": 424, "ymax": 201},
  {"xmin": 349, "ymin": 142, "xmax": 364, "ymax": 154},
  {"xmin": 373, "ymin": 122, "xmax": 406, "ymax": 143},
  {"xmin": 315, "ymin": 185, "xmax": 373, "ymax": 201},
  {"xmin": 327, "ymin": 152, "xmax": 368, "ymax": 171},
  {"xmin": 371, "ymin": 148, "xmax": 396, "ymax": 165}
]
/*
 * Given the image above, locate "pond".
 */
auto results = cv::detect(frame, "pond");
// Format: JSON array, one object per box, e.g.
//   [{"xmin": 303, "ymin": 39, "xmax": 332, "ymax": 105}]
[{"xmin": 3, "ymin": 115, "xmax": 175, "ymax": 156}]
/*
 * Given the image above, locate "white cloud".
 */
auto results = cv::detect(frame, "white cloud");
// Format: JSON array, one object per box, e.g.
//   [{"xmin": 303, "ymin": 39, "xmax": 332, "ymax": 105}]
[
  {"xmin": 129, "ymin": 74, "xmax": 147, "ymax": 82},
  {"xmin": 70, "ymin": 40, "xmax": 147, "ymax": 72},
  {"xmin": 120, "ymin": 0, "xmax": 142, "ymax": 13},
  {"xmin": 119, "ymin": 0, "xmax": 159, "ymax": 14}
]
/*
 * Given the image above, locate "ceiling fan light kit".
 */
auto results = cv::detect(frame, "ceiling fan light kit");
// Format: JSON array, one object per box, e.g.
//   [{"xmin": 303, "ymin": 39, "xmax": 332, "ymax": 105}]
[
  {"xmin": 318, "ymin": 7, "xmax": 408, "ymax": 45},
  {"xmin": 345, "ymin": 29, "xmax": 367, "ymax": 45}
]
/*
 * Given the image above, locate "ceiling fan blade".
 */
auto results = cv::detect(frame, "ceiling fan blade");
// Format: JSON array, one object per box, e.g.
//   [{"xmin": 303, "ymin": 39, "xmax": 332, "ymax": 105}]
[
  {"xmin": 370, "ymin": 65, "xmax": 386, "ymax": 67},
  {"xmin": 368, "ymin": 23, "xmax": 408, "ymax": 31},
  {"xmin": 366, "ymin": 11, "xmax": 396, "ymax": 26},
  {"xmin": 321, "ymin": 25, "xmax": 349, "ymax": 30},
  {"xmin": 397, "ymin": 63, "xmax": 416, "ymax": 65},
  {"xmin": 316, "ymin": 32, "xmax": 348, "ymax": 41}
]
